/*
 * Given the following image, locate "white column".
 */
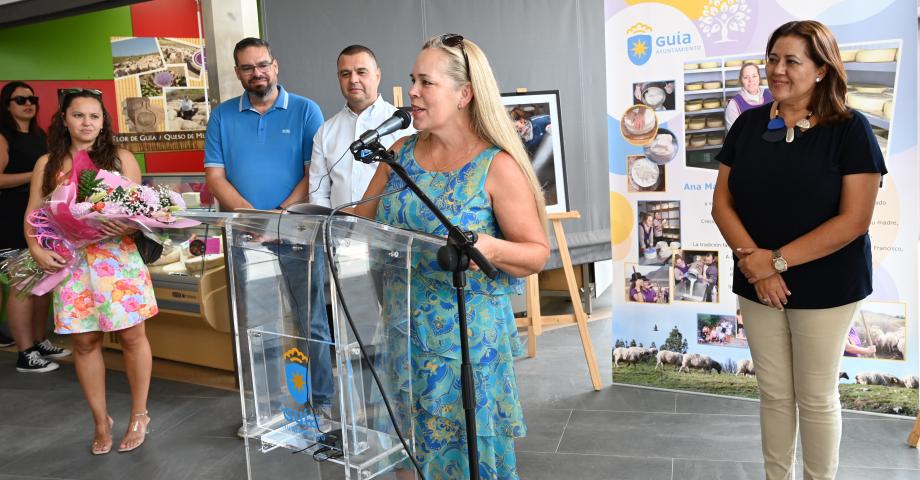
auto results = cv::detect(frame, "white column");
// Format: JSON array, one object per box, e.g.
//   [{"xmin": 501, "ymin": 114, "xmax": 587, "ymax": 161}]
[{"xmin": 201, "ymin": 0, "xmax": 261, "ymax": 103}]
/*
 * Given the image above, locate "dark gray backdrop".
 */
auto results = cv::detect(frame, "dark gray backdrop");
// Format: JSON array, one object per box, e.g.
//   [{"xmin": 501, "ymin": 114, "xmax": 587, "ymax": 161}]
[{"xmin": 261, "ymin": 0, "xmax": 611, "ymax": 268}]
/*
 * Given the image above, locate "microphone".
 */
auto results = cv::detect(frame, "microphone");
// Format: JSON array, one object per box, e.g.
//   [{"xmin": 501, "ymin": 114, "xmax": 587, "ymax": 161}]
[{"xmin": 349, "ymin": 109, "xmax": 412, "ymax": 154}]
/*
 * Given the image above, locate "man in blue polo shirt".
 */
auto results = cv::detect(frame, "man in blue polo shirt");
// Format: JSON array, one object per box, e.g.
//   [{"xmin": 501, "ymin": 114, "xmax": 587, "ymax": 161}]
[
  {"xmin": 205, "ymin": 37, "xmax": 330, "ymax": 439},
  {"xmin": 205, "ymin": 37, "xmax": 323, "ymax": 210}
]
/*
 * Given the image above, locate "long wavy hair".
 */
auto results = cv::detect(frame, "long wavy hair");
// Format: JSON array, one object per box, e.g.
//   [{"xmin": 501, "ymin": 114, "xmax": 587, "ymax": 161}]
[
  {"xmin": 0, "ymin": 81, "xmax": 43, "ymax": 137},
  {"xmin": 44, "ymin": 91, "xmax": 120, "ymax": 195},
  {"xmin": 766, "ymin": 20, "xmax": 851, "ymax": 124},
  {"xmin": 421, "ymin": 35, "xmax": 547, "ymax": 228}
]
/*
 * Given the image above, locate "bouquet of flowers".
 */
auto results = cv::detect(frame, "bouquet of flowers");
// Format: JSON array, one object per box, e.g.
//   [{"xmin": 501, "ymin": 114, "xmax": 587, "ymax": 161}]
[{"xmin": 0, "ymin": 150, "xmax": 199, "ymax": 297}]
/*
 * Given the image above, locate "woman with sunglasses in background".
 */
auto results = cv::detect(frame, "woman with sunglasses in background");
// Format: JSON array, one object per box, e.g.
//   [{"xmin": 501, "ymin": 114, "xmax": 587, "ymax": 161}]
[
  {"xmin": 24, "ymin": 89, "xmax": 157, "ymax": 455},
  {"xmin": 1, "ymin": 81, "xmax": 72, "ymax": 373},
  {"xmin": 357, "ymin": 34, "xmax": 549, "ymax": 479}
]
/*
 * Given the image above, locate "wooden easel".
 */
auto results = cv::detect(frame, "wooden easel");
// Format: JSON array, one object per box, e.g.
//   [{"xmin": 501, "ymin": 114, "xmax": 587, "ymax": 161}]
[
  {"xmin": 517, "ymin": 211, "xmax": 602, "ymax": 391},
  {"xmin": 909, "ymin": 413, "xmax": 920, "ymax": 447}
]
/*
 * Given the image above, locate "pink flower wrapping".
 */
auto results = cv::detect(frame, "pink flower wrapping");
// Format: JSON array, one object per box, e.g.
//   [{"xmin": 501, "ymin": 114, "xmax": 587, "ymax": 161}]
[{"xmin": 11, "ymin": 150, "xmax": 201, "ymax": 296}]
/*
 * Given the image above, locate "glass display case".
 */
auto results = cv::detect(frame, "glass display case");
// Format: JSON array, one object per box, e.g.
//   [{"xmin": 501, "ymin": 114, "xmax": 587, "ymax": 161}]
[
  {"xmin": 103, "ymin": 173, "xmax": 234, "ymax": 370},
  {"xmin": 141, "ymin": 172, "xmax": 218, "ymax": 211},
  {"xmin": 183, "ymin": 211, "xmax": 444, "ymax": 480}
]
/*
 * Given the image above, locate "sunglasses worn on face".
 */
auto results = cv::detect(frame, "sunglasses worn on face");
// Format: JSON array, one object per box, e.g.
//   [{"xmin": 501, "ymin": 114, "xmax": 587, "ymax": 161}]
[
  {"xmin": 11, "ymin": 96, "xmax": 39, "ymax": 106},
  {"xmin": 58, "ymin": 88, "xmax": 103, "ymax": 107},
  {"xmin": 441, "ymin": 33, "xmax": 471, "ymax": 80}
]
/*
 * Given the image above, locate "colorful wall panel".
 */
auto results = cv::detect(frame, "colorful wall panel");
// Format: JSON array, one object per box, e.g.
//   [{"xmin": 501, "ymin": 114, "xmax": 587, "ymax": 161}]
[{"xmin": 0, "ymin": 0, "xmax": 206, "ymax": 172}]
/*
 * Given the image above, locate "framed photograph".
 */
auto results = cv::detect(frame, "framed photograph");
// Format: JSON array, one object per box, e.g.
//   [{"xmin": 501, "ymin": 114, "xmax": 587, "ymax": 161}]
[{"xmin": 501, "ymin": 90, "xmax": 568, "ymax": 213}]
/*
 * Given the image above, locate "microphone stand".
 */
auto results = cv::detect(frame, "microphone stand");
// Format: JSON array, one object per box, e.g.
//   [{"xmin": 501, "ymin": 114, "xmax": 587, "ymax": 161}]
[{"xmin": 353, "ymin": 141, "xmax": 496, "ymax": 480}]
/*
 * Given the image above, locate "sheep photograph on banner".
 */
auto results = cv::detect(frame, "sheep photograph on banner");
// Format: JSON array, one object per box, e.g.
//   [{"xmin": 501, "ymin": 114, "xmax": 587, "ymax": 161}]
[{"xmin": 605, "ymin": 0, "xmax": 918, "ymax": 416}]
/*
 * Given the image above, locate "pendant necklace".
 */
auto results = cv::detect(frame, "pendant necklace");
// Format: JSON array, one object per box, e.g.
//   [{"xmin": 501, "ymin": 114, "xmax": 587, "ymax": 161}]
[{"xmin": 763, "ymin": 102, "xmax": 814, "ymax": 143}]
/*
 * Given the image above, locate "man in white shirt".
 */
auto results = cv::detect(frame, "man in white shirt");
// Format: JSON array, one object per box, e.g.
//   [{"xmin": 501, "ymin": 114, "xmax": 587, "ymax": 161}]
[
  {"xmin": 309, "ymin": 45, "xmax": 414, "ymax": 207},
  {"xmin": 300, "ymin": 46, "xmax": 412, "ymax": 427}
]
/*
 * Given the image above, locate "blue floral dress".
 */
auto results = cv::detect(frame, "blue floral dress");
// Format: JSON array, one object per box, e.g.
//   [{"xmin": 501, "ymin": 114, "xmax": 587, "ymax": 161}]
[{"xmin": 375, "ymin": 135, "xmax": 526, "ymax": 479}]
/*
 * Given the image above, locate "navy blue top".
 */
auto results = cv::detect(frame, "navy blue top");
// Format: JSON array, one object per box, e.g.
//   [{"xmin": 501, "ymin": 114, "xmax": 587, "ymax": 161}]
[{"xmin": 716, "ymin": 104, "xmax": 887, "ymax": 309}]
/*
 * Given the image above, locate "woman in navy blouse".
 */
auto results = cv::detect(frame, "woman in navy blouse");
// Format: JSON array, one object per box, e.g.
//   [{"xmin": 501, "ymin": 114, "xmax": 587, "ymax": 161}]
[{"xmin": 712, "ymin": 20, "xmax": 886, "ymax": 480}]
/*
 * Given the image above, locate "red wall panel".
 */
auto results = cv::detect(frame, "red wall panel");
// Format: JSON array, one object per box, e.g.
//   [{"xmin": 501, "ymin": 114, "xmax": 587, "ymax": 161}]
[
  {"xmin": 131, "ymin": 0, "xmax": 205, "ymax": 173},
  {"xmin": 130, "ymin": 0, "xmax": 201, "ymax": 38},
  {"xmin": 3, "ymin": 0, "xmax": 207, "ymax": 175},
  {"xmin": 144, "ymin": 150, "xmax": 204, "ymax": 173}
]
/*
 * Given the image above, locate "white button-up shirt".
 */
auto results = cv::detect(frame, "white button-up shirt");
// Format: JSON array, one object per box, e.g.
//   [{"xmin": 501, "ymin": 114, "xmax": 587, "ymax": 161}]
[{"xmin": 308, "ymin": 95, "xmax": 415, "ymax": 208}]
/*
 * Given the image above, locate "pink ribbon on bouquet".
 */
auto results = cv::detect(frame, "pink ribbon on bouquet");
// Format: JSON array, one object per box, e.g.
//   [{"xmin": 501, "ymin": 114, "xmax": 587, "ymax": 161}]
[{"xmin": 25, "ymin": 150, "xmax": 200, "ymax": 296}]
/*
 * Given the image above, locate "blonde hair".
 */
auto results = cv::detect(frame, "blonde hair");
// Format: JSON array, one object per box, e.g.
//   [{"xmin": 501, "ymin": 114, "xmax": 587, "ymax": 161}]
[{"xmin": 422, "ymin": 34, "xmax": 547, "ymax": 228}]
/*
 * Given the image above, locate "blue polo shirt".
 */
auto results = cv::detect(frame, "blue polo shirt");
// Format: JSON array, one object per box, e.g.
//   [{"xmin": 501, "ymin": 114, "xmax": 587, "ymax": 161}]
[{"xmin": 204, "ymin": 85, "xmax": 324, "ymax": 210}]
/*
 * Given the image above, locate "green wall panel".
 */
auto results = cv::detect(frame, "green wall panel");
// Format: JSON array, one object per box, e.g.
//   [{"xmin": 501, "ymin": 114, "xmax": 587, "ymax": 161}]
[
  {"xmin": 0, "ymin": 7, "xmax": 133, "ymax": 80},
  {"xmin": 135, "ymin": 153, "xmax": 146, "ymax": 173}
]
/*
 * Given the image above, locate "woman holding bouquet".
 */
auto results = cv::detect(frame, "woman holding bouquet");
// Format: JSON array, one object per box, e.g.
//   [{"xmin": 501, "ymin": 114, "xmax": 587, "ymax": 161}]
[
  {"xmin": 2, "ymin": 81, "xmax": 72, "ymax": 373},
  {"xmin": 24, "ymin": 89, "xmax": 157, "ymax": 455}
]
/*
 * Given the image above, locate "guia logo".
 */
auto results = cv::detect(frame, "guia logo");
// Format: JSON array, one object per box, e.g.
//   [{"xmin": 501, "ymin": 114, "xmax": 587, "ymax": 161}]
[
  {"xmin": 626, "ymin": 22, "xmax": 653, "ymax": 66},
  {"xmin": 284, "ymin": 347, "xmax": 310, "ymax": 405}
]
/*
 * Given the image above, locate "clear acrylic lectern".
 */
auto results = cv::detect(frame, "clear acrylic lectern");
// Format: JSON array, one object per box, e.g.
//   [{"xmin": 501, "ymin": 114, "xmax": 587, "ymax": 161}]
[{"xmin": 182, "ymin": 211, "xmax": 444, "ymax": 480}]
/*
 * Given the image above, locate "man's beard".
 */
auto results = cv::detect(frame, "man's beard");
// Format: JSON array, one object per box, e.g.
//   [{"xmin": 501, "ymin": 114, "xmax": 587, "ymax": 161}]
[{"xmin": 245, "ymin": 77, "xmax": 275, "ymax": 98}]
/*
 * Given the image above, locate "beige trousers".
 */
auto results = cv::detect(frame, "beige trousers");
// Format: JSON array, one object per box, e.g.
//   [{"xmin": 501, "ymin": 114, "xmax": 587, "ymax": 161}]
[{"xmin": 739, "ymin": 297, "xmax": 861, "ymax": 480}]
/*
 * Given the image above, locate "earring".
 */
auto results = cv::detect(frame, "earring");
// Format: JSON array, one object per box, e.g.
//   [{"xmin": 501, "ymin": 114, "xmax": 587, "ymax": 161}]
[
  {"xmin": 457, "ymin": 103, "xmax": 463, "ymax": 110},
  {"xmin": 816, "ymin": 77, "xmax": 821, "ymax": 82}
]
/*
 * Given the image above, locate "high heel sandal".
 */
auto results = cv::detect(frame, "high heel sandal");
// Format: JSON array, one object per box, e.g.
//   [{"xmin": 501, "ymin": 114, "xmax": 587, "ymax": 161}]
[
  {"xmin": 91, "ymin": 416, "xmax": 114, "ymax": 455},
  {"xmin": 117, "ymin": 411, "xmax": 150, "ymax": 453}
]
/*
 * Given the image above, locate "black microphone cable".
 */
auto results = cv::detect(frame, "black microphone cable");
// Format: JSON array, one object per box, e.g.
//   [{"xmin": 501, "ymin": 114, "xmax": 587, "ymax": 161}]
[
  {"xmin": 306, "ymin": 149, "xmax": 351, "ymax": 202},
  {"xmin": 323, "ymin": 188, "xmax": 429, "ymax": 480},
  {"xmin": 269, "ymin": 207, "xmax": 329, "ymax": 448},
  {"xmin": 272, "ymin": 187, "xmax": 428, "ymax": 479}
]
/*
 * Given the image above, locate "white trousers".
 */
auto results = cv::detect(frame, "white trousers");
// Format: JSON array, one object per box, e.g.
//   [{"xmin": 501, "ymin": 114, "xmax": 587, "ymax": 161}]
[{"xmin": 739, "ymin": 297, "xmax": 860, "ymax": 480}]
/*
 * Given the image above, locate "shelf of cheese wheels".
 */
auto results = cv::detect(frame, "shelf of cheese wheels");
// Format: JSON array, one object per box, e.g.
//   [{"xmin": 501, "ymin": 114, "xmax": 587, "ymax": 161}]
[
  {"xmin": 840, "ymin": 44, "xmax": 898, "ymax": 134},
  {"xmin": 102, "ymin": 173, "xmax": 234, "ymax": 371},
  {"xmin": 685, "ymin": 131, "xmax": 724, "ymax": 152},
  {"xmin": 683, "ymin": 58, "xmax": 728, "ymax": 155}
]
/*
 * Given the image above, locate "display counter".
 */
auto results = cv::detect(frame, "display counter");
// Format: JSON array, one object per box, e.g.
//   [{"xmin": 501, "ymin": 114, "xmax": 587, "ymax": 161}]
[{"xmin": 102, "ymin": 173, "xmax": 234, "ymax": 371}]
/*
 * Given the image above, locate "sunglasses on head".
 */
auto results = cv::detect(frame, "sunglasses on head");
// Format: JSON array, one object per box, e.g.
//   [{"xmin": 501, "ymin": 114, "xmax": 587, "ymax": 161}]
[
  {"xmin": 10, "ymin": 95, "xmax": 39, "ymax": 106},
  {"xmin": 441, "ymin": 33, "xmax": 471, "ymax": 79},
  {"xmin": 58, "ymin": 88, "xmax": 102, "ymax": 107}
]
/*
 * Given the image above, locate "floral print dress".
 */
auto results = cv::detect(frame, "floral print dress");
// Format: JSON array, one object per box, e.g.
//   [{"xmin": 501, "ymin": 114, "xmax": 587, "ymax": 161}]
[
  {"xmin": 52, "ymin": 156, "xmax": 157, "ymax": 334},
  {"xmin": 375, "ymin": 135, "xmax": 526, "ymax": 480}
]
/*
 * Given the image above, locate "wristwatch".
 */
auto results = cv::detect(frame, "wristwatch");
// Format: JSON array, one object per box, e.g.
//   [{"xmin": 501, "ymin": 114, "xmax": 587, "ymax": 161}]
[{"xmin": 772, "ymin": 249, "xmax": 788, "ymax": 273}]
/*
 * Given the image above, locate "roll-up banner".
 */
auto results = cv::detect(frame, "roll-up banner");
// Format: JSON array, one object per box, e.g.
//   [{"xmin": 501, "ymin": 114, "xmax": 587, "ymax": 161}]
[{"xmin": 605, "ymin": 0, "xmax": 918, "ymax": 415}]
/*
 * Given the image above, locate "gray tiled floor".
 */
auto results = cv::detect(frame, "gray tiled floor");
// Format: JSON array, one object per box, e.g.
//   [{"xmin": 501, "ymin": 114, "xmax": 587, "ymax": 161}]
[{"xmin": 1, "ymin": 298, "xmax": 918, "ymax": 479}]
